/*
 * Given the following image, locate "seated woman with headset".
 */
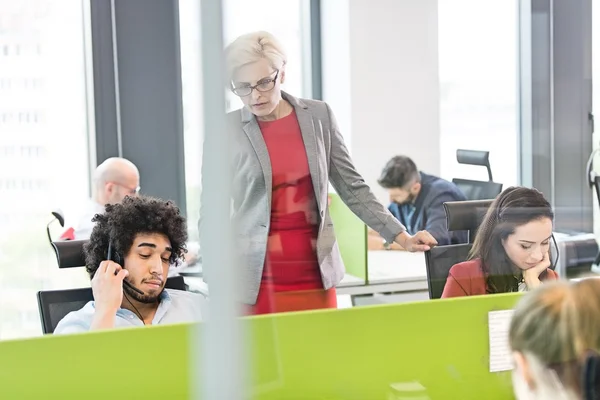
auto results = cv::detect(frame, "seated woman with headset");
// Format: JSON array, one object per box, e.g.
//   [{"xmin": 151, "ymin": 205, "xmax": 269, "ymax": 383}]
[
  {"xmin": 509, "ymin": 278, "xmax": 600, "ymax": 400},
  {"xmin": 442, "ymin": 186, "xmax": 558, "ymax": 298}
]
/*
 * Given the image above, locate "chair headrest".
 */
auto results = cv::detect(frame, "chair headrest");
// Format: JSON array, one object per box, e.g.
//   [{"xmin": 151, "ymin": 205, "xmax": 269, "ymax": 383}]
[
  {"xmin": 456, "ymin": 149, "xmax": 490, "ymax": 167},
  {"xmin": 51, "ymin": 240, "xmax": 88, "ymax": 268},
  {"xmin": 452, "ymin": 179, "xmax": 503, "ymax": 201},
  {"xmin": 444, "ymin": 200, "xmax": 493, "ymax": 232}
]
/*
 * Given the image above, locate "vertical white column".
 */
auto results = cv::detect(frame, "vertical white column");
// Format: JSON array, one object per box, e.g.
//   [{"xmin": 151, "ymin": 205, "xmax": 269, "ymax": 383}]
[{"xmin": 193, "ymin": 0, "xmax": 246, "ymax": 398}]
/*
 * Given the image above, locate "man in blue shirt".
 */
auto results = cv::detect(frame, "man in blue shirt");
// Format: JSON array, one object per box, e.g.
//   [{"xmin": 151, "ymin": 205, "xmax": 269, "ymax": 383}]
[
  {"xmin": 55, "ymin": 196, "xmax": 207, "ymax": 334},
  {"xmin": 372, "ymin": 155, "xmax": 468, "ymax": 248}
]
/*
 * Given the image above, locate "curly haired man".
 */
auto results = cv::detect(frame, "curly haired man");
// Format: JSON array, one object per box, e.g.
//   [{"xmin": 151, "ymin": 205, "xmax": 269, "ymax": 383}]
[{"xmin": 55, "ymin": 196, "xmax": 207, "ymax": 334}]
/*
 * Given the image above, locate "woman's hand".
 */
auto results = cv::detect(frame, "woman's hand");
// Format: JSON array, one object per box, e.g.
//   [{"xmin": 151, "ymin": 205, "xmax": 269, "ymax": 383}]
[
  {"xmin": 522, "ymin": 252, "xmax": 551, "ymax": 290},
  {"xmin": 394, "ymin": 231, "xmax": 438, "ymax": 252}
]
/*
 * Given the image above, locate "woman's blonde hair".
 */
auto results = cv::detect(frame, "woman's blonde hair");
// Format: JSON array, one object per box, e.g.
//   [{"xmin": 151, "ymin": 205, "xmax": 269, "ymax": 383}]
[
  {"xmin": 224, "ymin": 31, "xmax": 287, "ymax": 83},
  {"xmin": 509, "ymin": 278, "xmax": 600, "ymax": 399}
]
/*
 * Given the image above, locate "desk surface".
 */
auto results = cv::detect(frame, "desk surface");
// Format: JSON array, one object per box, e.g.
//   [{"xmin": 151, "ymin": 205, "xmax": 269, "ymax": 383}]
[
  {"xmin": 367, "ymin": 250, "xmax": 426, "ymax": 283},
  {"xmin": 338, "ymin": 251, "xmax": 428, "ymax": 296},
  {"xmin": 186, "ymin": 251, "xmax": 428, "ymax": 296}
]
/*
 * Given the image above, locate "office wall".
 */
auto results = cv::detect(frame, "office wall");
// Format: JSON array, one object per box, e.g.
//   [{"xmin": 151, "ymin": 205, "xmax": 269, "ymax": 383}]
[{"xmin": 321, "ymin": 0, "xmax": 440, "ymax": 204}]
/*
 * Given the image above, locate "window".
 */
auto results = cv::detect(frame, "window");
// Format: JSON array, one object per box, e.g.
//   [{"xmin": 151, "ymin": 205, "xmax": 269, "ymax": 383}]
[
  {"xmin": 178, "ymin": 0, "xmax": 312, "ymax": 238},
  {"xmin": 438, "ymin": 0, "xmax": 519, "ymax": 187},
  {"xmin": 0, "ymin": 0, "xmax": 92, "ymax": 339}
]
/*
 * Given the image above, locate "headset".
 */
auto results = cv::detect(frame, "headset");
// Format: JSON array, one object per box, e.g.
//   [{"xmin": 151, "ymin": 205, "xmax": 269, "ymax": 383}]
[{"xmin": 107, "ymin": 241, "xmax": 144, "ymax": 295}]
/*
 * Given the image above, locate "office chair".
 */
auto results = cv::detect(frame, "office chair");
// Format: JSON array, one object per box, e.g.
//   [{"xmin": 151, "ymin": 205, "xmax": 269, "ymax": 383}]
[
  {"xmin": 423, "ymin": 199, "xmax": 492, "ymax": 299},
  {"xmin": 37, "ymin": 276, "xmax": 187, "ymax": 334},
  {"xmin": 424, "ymin": 244, "xmax": 473, "ymax": 299},
  {"xmin": 46, "ymin": 209, "xmax": 66, "ymax": 244},
  {"xmin": 443, "ymin": 199, "xmax": 493, "ymax": 243},
  {"xmin": 37, "ymin": 287, "xmax": 93, "ymax": 334},
  {"xmin": 452, "ymin": 149, "xmax": 503, "ymax": 200},
  {"xmin": 51, "ymin": 240, "xmax": 88, "ymax": 268}
]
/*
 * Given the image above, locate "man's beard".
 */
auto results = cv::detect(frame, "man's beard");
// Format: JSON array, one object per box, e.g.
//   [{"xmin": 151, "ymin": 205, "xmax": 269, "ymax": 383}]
[
  {"xmin": 123, "ymin": 280, "xmax": 163, "ymax": 303},
  {"xmin": 397, "ymin": 192, "xmax": 416, "ymax": 206}
]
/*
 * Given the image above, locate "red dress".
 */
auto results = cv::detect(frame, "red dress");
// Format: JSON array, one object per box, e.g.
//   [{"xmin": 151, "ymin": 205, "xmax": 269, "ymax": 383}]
[{"xmin": 247, "ymin": 111, "xmax": 337, "ymax": 315}]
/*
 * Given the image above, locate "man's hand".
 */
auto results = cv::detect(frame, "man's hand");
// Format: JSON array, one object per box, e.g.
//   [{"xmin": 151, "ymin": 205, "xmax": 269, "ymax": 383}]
[
  {"xmin": 91, "ymin": 260, "xmax": 128, "ymax": 316},
  {"xmin": 522, "ymin": 252, "xmax": 551, "ymax": 290},
  {"xmin": 394, "ymin": 231, "xmax": 438, "ymax": 252}
]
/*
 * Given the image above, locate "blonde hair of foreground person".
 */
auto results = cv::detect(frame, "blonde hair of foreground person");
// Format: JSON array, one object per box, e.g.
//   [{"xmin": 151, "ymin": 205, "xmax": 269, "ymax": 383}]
[{"xmin": 509, "ymin": 278, "xmax": 600, "ymax": 400}]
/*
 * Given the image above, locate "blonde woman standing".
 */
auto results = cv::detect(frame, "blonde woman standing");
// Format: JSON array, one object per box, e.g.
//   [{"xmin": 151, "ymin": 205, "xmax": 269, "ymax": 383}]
[
  {"xmin": 509, "ymin": 278, "xmax": 600, "ymax": 399},
  {"xmin": 217, "ymin": 31, "xmax": 437, "ymax": 315}
]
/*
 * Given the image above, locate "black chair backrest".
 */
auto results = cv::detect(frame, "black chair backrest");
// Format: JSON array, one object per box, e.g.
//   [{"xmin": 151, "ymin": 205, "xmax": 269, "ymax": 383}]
[
  {"xmin": 165, "ymin": 275, "xmax": 186, "ymax": 291},
  {"xmin": 444, "ymin": 199, "xmax": 493, "ymax": 243},
  {"xmin": 37, "ymin": 287, "xmax": 93, "ymax": 334},
  {"xmin": 51, "ymin": 240, "xmax": 88, "ymax": 268},
  {"xmin": 424, "ymin": 244, "xmax": 473, "ymax": 299},
  {"xmin": 37, "ymin": 276, "xmax": 187, "ymax": 334},
  {"xmin": 452, "ymin": 178, "xmax": 503, "ymax": 201}
]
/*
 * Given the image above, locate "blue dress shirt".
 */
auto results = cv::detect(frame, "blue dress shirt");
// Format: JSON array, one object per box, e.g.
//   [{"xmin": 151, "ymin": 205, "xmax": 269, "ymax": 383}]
[{"xmin": 54, "ymin": 289, "xmax": 207, "ymax": 334}]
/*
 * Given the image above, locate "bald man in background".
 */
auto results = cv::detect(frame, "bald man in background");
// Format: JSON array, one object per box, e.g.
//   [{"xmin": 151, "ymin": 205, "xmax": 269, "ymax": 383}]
[
  {"xmin": 70, "ymin": 157, "xmax": 200, "ymax": 276},
  {"xmin": 73, "ymin": 157, "xmax": 140, "ymax": 239}
]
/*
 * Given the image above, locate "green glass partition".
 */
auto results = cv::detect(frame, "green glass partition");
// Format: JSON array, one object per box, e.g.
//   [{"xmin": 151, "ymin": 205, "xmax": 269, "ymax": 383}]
[
  {"xmin": 328, "ymin": 193, "xmax": 368, "ymax": 281},
  {"xmin": 0, "ymin": 293, "xmax": 520, "ymax": 399}
]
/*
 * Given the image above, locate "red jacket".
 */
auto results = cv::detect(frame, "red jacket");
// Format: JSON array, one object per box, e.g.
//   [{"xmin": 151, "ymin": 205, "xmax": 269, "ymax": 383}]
[{"xmin": 441, "ymin": 258, "xmax": 559, "ymax": 298}]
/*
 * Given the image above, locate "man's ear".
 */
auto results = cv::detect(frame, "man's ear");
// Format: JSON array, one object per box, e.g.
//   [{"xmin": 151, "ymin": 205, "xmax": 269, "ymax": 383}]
[
  {"xmin": 514, "ymin": 351, "xmax": 536, "ymax": 391},
  {"xmin": 411, "ymin": 181, "xmax": 421, "ymax": 195},
  {"xmin": 105, "ymin": 182, "xmax": 115, "ymax": 195}
]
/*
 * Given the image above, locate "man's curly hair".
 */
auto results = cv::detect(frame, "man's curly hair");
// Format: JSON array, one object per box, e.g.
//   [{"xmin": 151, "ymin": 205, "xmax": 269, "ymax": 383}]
[{"xmin": 83, "ymin": 195, "xmax": 188, "ymax": 279}]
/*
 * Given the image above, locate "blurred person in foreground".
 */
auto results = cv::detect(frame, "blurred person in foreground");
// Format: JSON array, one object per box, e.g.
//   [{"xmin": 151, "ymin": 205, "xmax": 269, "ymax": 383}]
[{"xmin": 509, "ymin": 278, "xmax": 600, "ymax": 400}]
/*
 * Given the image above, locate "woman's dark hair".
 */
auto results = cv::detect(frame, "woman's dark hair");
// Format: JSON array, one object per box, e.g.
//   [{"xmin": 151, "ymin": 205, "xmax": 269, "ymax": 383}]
[
  {"xmin": 470, "ymin": 186, "xmax": 554, "ymax": 293},
  {"xmin": 84, "ymin": 195, "xmax": 188, "ymax": 279},
  {"xmin": 377, "ymin": 155, "xmax": 421, "ymax": 189}
]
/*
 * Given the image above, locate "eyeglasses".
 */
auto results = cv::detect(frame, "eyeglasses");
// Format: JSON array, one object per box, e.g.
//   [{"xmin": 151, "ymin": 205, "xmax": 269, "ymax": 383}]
[
  {"xmin": 231, "ymin": 70, "xmax": 279, "ymax": 97},
  {"xmin": 109, "ymin": 181, "xmax": 140, "ymax": 195}
]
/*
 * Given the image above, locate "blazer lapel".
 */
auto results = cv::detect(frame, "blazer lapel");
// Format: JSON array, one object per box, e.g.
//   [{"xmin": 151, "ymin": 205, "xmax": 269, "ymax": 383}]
[
  {"xmin": 239, "ymin": 92, "xmax": 322, "ymax": 214},
  {"xmin": 241, "ymin": 108, "xmax": 273, "ymax": 206},
  {"xmin": 290, "ymin": 96, "xmax": 322, "ymax": 214}
]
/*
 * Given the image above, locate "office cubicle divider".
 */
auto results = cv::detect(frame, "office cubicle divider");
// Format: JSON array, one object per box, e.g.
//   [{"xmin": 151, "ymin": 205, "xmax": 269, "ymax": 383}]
[
  {"xmin": 328, "ymin": 193, "xmax": 368, "ymax": 282},
  {"xmin": 0, "ymin": 293, "xmax": 520, "ymax": 399}
]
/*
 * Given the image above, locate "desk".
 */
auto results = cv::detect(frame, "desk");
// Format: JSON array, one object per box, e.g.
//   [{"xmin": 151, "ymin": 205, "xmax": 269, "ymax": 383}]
[
  {"xmin": 337, "ymin": 251, "xmax": 428, "ymax": 296},
  {"xmin": 186, "ymin": 251, "xmax": 429, "ymax": 301}
]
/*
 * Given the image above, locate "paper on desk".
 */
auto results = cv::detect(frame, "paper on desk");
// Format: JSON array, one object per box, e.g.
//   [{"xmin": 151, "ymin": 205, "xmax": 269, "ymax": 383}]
[{"xmin": 488, "ymin": 309, "xmax": 515, "ymax": 372}]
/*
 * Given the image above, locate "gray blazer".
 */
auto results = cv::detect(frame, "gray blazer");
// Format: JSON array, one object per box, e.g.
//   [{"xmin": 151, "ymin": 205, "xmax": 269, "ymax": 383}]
[{"xmin": 217, "ymin": 92, "xmax": 405, "ymax": 305}]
